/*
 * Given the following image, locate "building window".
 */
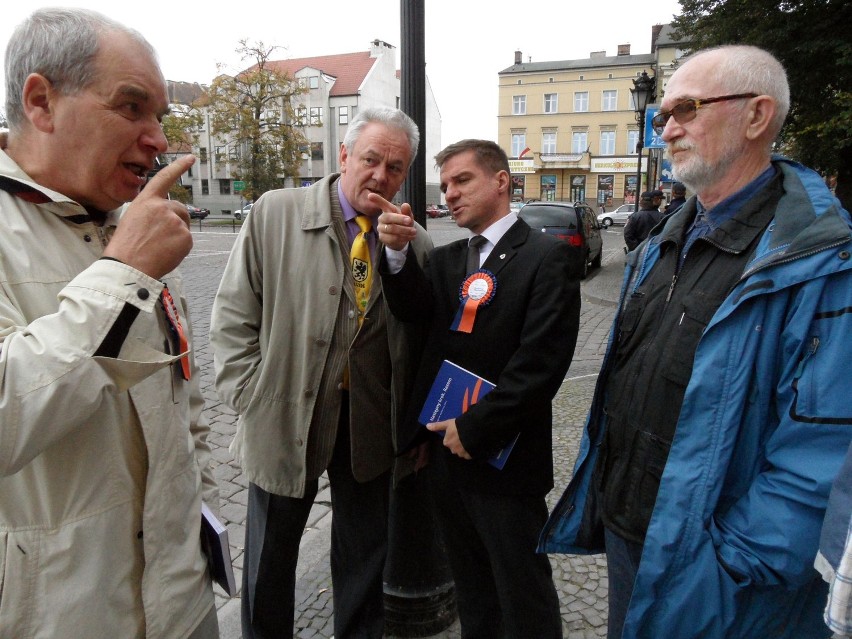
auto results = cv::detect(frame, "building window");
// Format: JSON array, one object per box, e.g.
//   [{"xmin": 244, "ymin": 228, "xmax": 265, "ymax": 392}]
[
  {"xmin": 542, "ymin": 131, "xmax": 557, "ymax": 154},
  {"xmin": 572, "ymin": 131, "xmax": 588, "ymax": 154},
  {"xmin": 311, "ymin": 142, "xmax": 323, "ymax": 160},
  {"xmin": 600, "ymin": 131, "xmax": 616, "ymax": 155},
  {"xmin": 296, "ymin": 107, "xmax": 307, "ymax": 125},
  {"xmin": 513, "ymin": 95, "xmax": 526, "ymax": 115},
  {"xmin": 511, "ymin": 133, "xmax": 526, "ymax": 158},
  {"xmin": 541, "ymin": 175, "xmax": 557, "ymax": 202},
  {"xmin": 628, "ymin": 130, "xmax": 640, "ymax": 155},
  {"xmin": 199, "ymin": 147, "xmax": 208, "ymax": 164},
  {"xmin": 309, "ymin": 107, "xmax": 323, "ymax": 126},
  {"xmin": 602, "ymin": 90, "xmax": 617, "ymax": 111},
  {"xmin": 219, "ymin": 179, "xmax": 231, "ymax": 195},
  {"xmin": 574, "ymin": 92, "xmax": 589, "ymax": 113},
  {"xmin": 544, "ymin": 93, "xmax": 558, "ymax": 114},
  {"xmin": 309, "ymin": 76, "xmax": 319, "ymax": 89},
  {"xmin": 339, "ymin": 106, "xmax": 349, "ymax": 125},
  {"xmin": 201, "ymin": 179, "xmax": 209, "ymax": 195}
]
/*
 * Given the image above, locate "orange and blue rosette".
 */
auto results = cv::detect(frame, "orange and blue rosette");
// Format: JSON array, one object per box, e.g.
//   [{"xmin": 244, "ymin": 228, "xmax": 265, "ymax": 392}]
[{"xmin": 451, "ymin": 270, "xmax": 497, "ymax": 333}]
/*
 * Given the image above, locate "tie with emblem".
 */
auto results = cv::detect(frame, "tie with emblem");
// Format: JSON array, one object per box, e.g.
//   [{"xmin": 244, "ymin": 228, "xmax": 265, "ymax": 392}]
[{"xmin": 351, "ymin": 215, "xmax": 373, "ymax": 322}]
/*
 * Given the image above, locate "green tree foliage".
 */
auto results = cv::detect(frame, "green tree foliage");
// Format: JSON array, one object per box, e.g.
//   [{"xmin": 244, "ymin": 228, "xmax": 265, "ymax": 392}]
[
  {"xmin": 205, "ymin": 40, "xmax": 308, "ymax": 202},
  {"xmin": 672, "ymin": 0, "xmax": 852, "ymax": 208}
]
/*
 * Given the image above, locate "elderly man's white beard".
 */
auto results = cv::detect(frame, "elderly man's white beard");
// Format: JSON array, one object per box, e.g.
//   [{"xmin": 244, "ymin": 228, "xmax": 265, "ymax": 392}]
[{"xmin": 666, "ymin": 140, "xmax": 742, "ymax": 195}]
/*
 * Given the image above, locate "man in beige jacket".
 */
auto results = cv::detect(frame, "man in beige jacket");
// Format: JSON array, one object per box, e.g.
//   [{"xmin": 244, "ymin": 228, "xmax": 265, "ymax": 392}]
[
  {"xmin": 0, "ymin": 8, "xmax": 218, "ymax": 638},
  {"xmin": 211, "ymin": 106, "xmax": 433, "ymax": 638}
]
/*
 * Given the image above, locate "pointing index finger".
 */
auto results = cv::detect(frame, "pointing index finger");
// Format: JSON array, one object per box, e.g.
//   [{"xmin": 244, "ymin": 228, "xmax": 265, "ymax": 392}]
[
  {"xmin": 366, "ymin": 191, "xmax": 396, "ymax": 211},
  {"xmin": 144, "ymin": 155, "xmax": 195, "ymax": 199}
]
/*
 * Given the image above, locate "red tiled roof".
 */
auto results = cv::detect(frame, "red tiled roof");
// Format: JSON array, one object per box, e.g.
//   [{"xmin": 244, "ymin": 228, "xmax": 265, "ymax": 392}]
[{"xmin": 265, "ymin": 51, "xmax": 379, "ymax": 97}]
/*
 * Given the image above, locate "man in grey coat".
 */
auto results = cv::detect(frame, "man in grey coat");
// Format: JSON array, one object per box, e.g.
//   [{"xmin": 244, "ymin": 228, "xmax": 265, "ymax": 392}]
[{"xmin": 210, "ymin": 107, "xmax": 433, "ymax": 639}]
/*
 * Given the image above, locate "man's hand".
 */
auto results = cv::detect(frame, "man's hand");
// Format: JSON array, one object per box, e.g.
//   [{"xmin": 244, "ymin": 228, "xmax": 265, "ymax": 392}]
[
  {"xmin": 427, "ymin": 418, "xmax": 472, "ymax": 460},
  {"xmin": 368, "ymin": 192, "xmax": 417, "ymax": 251},
  {"xmin": 104, "ymin": 155, "xmax": 195, "ymax": 279}
]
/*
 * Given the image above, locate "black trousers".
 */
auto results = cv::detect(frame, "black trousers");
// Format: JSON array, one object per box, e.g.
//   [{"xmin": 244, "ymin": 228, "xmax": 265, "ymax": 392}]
[
  {"xmin": 427, "ymin": 447, "xmax": 562, "ymax": 638},
  {"xmin": 241, "ymin": 405, "xmax": 391, "ymax": 639}
]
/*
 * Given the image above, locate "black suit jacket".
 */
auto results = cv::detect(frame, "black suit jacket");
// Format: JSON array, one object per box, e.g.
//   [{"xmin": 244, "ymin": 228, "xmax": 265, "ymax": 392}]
[{"xmin": 381, "ymin": 218, "xmax": 580, "ymax": 495}]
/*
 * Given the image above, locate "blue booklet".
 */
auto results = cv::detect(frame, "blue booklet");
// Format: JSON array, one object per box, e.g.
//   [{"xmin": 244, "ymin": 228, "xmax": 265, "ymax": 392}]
[{"xmin": 418, "ymin": 360, "xmax": 518, "ymax": 470}]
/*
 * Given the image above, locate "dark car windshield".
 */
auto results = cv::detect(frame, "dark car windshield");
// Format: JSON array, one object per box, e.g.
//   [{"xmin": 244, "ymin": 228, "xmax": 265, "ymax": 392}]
[{"xmin": 519, "ymin": 205, "xmax": 578, "ymax": 229}]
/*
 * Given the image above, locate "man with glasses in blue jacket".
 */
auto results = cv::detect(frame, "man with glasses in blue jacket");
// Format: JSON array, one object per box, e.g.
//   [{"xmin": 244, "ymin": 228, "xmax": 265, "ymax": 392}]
[{"xmin": 540, "ymin": 45, "xmax": 852, "ymax": 639}]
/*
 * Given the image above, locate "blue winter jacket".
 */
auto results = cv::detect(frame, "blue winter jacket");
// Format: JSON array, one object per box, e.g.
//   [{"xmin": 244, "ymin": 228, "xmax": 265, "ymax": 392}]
[{"xmin": 540, "ymin": 158, "xmax": 852, "ymax": 638}]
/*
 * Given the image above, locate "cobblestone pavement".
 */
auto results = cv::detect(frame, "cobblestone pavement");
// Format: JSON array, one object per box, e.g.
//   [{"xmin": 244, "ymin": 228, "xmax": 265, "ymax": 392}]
[{"xmin": 180, "ymin": 218, "xmax": 627, "ymax": 638}]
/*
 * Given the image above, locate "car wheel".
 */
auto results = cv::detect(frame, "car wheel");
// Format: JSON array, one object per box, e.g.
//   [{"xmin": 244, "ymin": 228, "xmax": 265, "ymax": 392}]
[
  {"xmin": 234, "ymin": 212, "xmax": 242, "ymax": 220},
  {"xmin": 602, "ymin": 217, "xmax": 613, "ymax": 228},
  {"xmin": 592, "ymin": 250, "xmax": 602, "ymax": 269},
  {"xmin": 580, "ymin": 253, "xmax": 589, "ymax": 280}
]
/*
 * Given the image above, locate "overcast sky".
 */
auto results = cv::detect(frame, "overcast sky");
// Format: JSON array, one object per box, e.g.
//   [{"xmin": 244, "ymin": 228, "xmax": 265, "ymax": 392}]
[{"xmin": 2, "ymin": 0, "xmax": 682, "ymax": 145}]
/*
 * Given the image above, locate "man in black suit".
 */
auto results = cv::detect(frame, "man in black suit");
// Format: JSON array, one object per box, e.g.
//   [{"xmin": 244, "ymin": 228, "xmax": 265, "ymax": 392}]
[{"xmin": 374, "ymin": 139, "xmax": 580, "ymax": 638}]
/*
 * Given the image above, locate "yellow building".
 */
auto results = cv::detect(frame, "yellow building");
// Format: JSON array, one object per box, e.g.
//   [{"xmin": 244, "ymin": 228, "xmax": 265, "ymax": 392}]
[{"xmin": 498, "ymin": 25, "xmax": 688, "ymax": 208}]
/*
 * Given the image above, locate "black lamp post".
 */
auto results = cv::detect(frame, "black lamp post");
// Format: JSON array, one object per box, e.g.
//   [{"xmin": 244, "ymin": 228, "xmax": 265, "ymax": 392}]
[{"xmin": 630, "ymin": 70, "xmax": 656, "ymax": 213}]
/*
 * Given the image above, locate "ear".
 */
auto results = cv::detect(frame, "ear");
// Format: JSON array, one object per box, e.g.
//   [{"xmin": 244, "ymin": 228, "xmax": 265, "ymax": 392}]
[
  {"xmin": 496, "ymin": 169, "xmax": 510, "ymax": 194},
  {"xmin": 338, "ymin": 143, "xmax": 349, "ymax": 173},
  {"xmin": 21, "ymin": 73, "xmax": 57, "ymax": 133},
  {"xmin": 744, "ymin": 95, "xmax": 777, "ymax": 142}
]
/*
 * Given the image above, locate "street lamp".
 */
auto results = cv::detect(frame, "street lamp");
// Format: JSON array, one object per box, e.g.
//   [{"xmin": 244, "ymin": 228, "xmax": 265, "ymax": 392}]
[{"xmin": 630, "ymin": 70, "xmax": 656, "ymax": 213}]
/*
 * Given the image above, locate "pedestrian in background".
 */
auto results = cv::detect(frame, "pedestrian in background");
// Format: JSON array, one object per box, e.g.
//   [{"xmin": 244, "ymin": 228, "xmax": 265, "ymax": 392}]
[
  {"xmin": 664, "ymin": 181, "xmax": 687, "ymax": 214},
  {"xmin": 210, "ymin": 107, "xmax": 433, "ymax": 639},
  {"xmin": 623, "ymin": 190, "xmax": 664, "ymax": 251},
  {"xmin": 378, "ymin": 139, "xmax": 580, "ymax": 638},
  {"xmin": 0, "ymin": 8, "xmax": 219, "ymax": 638},
  {"xmin": 541, "ymin": 44, "xmax": 852, "ymax": 639}
]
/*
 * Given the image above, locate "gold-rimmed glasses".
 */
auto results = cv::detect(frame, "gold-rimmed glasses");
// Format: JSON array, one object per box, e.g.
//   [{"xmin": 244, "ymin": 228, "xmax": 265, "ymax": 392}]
[{"xmin": 652, "ymin": 93, "xmax": 758, "ymax": 135}]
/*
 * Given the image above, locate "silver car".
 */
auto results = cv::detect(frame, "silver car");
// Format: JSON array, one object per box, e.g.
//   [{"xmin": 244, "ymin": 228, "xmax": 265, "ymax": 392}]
[{"xmin": 597, "ymin": 204, "xmax": 633, "ymax": 228}]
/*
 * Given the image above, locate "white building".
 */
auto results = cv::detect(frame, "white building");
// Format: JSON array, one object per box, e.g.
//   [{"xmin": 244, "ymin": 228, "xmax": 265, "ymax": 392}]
[{"xmin": 175, "ymin": 40, "xmax": 442, "ymax": 215}]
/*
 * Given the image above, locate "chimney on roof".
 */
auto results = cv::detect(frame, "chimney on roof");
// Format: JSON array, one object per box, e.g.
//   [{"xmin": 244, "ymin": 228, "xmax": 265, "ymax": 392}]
[
  {"xmin": 590, "ymin": 50, "xmax": 606, "ymax": 58},
  {"xmin": 617, "ymin": 44, "xmax": 631, "ymax": 56},
  {"xmin": 514, "ymin": 50, "xmax": 522, "ymax": 65},
  {"xmin": 370, "ymin": 39, "xmax": 395, "ymax": 58}
]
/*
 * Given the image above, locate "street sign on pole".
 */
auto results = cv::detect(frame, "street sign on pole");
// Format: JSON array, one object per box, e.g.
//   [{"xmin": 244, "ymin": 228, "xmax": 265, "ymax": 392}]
[{"xmin": 233, "ymin": 180, "xmax": 245, "ymax": 192}]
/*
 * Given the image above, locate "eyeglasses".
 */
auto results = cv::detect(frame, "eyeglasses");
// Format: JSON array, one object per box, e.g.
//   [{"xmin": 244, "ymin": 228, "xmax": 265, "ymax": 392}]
[{"xmin": 652, "ymin": 93, "xmax": 758, "ymax": 135}]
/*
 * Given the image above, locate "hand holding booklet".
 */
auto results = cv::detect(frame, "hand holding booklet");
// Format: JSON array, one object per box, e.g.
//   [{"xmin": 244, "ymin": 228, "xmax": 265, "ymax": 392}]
[
  {"xmin": 201, "ymin": 502, "xmax": 237, "ymax": 596},
  {"xmin": 418, "ymin": 360, "xmax": 518, "ymax": 469}
]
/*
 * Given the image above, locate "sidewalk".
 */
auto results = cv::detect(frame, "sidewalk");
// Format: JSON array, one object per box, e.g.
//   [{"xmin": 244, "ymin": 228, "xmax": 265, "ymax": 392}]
[{"xmin": 189, "ymin": 226, "xmax": 626, "ymax": 638}]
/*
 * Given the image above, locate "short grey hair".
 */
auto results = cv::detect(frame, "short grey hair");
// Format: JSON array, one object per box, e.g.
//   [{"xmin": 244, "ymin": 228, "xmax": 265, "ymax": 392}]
[
  {"xmin": 691, "ymin": 45, "xmax": 790, "ymax": 138},
  {"xmin": 4, "ymin": 8, "xmax": 156, "ymax": 129},
  {"xmin": 342, "ymin": 106, "xmax": 420, "ymax": 167}
]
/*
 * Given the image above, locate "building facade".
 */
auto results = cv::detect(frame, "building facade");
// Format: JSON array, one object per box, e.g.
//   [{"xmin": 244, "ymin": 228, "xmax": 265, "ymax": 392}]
[
  {"xmin": 172, "ymin": 40, "xmax": 442, "ymax": 215},
  {"xmin": 497, "ymin": 25, "xmax": 689, "ymax": 209}
]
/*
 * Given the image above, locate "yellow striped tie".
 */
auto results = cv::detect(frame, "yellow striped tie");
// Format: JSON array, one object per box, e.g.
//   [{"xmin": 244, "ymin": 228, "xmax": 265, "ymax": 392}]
[{"xmin": 351, "ymin": 215, "xmax": 373, "ymax": 322}]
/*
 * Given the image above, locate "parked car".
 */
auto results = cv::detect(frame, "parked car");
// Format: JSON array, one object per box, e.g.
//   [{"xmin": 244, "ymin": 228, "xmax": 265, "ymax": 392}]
[
  {"xmin": 519, "ymin": 201, "xmax": 603, "ymax": 279},
  {"xmin": 186, "ymin": 204, "xmax": 209, "ymax": 220},
  {"xmin": 509, "ymin": 201, "xmax": 524, "ymax": 214},
  {"xmin": 426, "ymin": 204, "xmax": 450, "ymax": 218},
  {"xmin": 234, "ymin": 204, "xmax": 252, "ymax": 220},
  {"xmin": 597, "ymin": 203, "xmax": 634, "ymax": 228}
]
